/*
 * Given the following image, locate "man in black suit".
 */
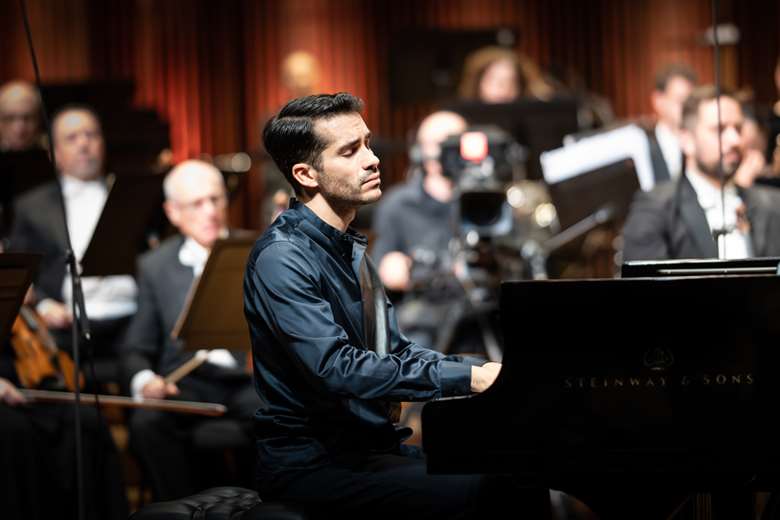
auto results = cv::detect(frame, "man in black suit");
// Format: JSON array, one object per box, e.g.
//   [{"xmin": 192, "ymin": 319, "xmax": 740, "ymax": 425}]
[
  {"xmin": 0, "ymin": 80, "xmax": 46, "ymax": 243},
  {"xmin": 8, "ymin": 105, "xmax": 137, "ymax": 378},
  {"xmin": 645, "ymin": 64, "xmax": 697, "ymax": 184},
  {"xmin": 121, "ymin": 159, "xmax": 260, "ymax": 500},
  {"xmin": 0, "ymin": 80, "xmax": 41, "ymax": 153},
  {"xmin": 623, "ymin": 85, "xmax": 780, "ymax": 261}
]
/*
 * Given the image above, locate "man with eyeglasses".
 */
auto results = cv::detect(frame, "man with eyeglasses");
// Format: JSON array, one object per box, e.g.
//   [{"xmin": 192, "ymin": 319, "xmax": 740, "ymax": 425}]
[
  {"xmin": 121, "ymin": 159, "xmax": 262, "ymax": 500},
  {"xmin": 0, "ymin": 81, "xmax": 45, "ymax": 244},
  {"xmin": 0, "ymin": 80, "xmax": 41, "ymax": 152}
]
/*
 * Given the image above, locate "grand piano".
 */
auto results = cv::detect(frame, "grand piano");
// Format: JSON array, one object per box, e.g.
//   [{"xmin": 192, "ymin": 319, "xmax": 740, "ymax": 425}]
[{"xmin": 423, "ymin": 258, "xmax": 780, "ymax": 518}]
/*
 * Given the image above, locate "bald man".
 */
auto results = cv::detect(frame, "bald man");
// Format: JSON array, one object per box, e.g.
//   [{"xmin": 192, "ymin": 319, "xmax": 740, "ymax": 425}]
[
  {"xmin": 372, "ymin": 111, "xmax": 467, "ymax": 292},
  {"xmin": 0, "ymin": 80, "xmax": 40, "ymax": 152},
  {"xmin": 1, "ymin": 81, "xmax": 45, "ymax": 244},
  {"xmin": 121, "ymin": 159, "xmax": 261, "ymax": 501}
]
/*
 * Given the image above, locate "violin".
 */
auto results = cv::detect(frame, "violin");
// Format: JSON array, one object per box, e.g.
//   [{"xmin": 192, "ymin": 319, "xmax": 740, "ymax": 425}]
[
  {"xmin": 8, "ymin": 306, "xmax": 225, "ymax": 417},
  {"xmin": 10, "ymin": 305, "xmax": 83, "ymax": 391}
]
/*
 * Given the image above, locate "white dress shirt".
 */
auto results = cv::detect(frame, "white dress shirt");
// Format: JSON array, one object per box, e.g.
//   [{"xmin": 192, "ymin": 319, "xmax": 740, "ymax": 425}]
[
  {"xmin": 686, "ymin": 170, "xmax": 752, "ymax": 259},
  {"xmin": 57, "ymin": 176, "xmax": 138, "ymax": 320}
]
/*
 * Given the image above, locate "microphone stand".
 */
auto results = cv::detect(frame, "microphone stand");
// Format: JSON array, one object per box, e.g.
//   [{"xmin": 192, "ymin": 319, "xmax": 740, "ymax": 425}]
[
  {"xmin": 711, "ymin": 0, "xmax": 728, "ymax": 260},
  {"xmin": 19, "ymin": 1, "xmax": 90, "ymax": 519},
  {"xmin": 520, "ymin": 204, "xmax": 616, "ymax": 279}
]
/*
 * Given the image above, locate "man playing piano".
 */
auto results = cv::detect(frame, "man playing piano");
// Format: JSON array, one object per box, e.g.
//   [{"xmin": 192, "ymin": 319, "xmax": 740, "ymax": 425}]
[{"xmin": 244, "ymin": 92, "xmax": 549, "ymax": 518}]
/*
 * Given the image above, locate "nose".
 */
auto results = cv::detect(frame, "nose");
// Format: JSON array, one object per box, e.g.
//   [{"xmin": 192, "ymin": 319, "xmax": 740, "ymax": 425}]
[
  {"xmin": 364, "ymin": 146, "xmax": 380, "ymax": 171},
  {"xmin": 75, "ymin": 132, "xmax": 91, "ymax": 149},
  {"xmin": 723, "ymin": 125, "xmax": 741, "ymax": 149}
]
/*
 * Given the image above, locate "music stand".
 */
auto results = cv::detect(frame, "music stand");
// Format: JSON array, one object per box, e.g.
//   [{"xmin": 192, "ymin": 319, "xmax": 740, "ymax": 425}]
[
  {"xmin": 0, "ymin": 253, "xmax": 41, "ymax": 345},
  {"xmin": 172, "ymin": 233, "xmax": 258, "ymax": 352},
  {"xmin": 80, "ymin": 174, "xmax": 164, "ymax": 277}
]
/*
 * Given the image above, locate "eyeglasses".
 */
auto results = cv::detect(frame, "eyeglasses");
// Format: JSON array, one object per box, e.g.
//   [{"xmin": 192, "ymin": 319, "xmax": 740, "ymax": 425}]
[{"xmin": 175, "ymin": 193, "xmax": 227, "ymax": 212}]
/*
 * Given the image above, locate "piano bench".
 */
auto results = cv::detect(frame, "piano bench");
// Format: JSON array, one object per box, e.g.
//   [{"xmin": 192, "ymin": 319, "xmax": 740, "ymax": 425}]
[{"xmin": 128, "ymin": 486, "xmax": 308, "ymax": 520}]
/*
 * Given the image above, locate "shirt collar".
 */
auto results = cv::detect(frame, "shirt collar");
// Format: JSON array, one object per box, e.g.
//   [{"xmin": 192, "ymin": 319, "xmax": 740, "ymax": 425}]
[
  {"xmin": 291, "ymin": 199, "xmax": 367, "ymax": 257},
  {"xmin": 179, "ymin": 236, "xmax": 210, "ymax": 276},
  {"xmin": 61, "ymin": 175, "xmax": 105, "ymax": 198},
  {"xmin": 686, "ymin": 169, "xmax": 739, "ymax": 210}
]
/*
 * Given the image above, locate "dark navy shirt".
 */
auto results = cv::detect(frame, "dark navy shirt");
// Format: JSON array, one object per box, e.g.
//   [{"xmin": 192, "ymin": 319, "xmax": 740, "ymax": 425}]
[{"xmin": 244, "ymin": 200, "xmax": 477, "ymax": 473}]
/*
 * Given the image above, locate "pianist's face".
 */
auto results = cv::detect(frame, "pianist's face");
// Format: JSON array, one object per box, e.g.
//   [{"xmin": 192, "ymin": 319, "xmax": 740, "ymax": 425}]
[
  {"xmin": 53, "ymin": 109, "xmax": 104, "ymax": 181},
  {"xmin": 305, "ymin": 112, "xmax": 381, "ymax": 209}
]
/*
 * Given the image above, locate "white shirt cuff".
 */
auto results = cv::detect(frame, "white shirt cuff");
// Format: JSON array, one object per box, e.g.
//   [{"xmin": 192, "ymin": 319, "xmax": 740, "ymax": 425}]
[
  {"xmin": 35, "ymin": 298, "xmax": 60, "ymax": 316},
  {"xmin": 130, "ymin": 369, "xmax": 157, "ymax": 401},
  {"xmin": 206, "ymin": 349, "xmax": 238, "ymax": 368}
]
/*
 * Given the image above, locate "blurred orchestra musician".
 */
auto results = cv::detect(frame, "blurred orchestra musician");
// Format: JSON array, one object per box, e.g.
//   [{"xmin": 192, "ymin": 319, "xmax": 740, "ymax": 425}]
[
  {"xmin": 0, "ymin": 80, "xmax": 41, "ymax": 152},
  {"xmin": 0, "ymin": 80, "xmax": 44, "ymax": 244},
  {"xmin": 733, "ymin": 102, "xmax": 777, "ymax": 188},
  {"xmin": 1, "ymin": 305, "xmax": 128, "ymax": 520},
  {"xmin": 8, "ymin": 105, "xmax": 137, "ymax": 383},
  {"xmin": 767, "ymin": 57, "xmax": 780, "ymax": 173},
  {"xmin": 121, "ymin": 159, "xmax": 261, "ymax": 500},
  {"xmin": 457, "ymin": 46, "xmax": 554, "ymax": 103},
  {"xmin": 644, "ymin": 63, "xmax": 697, "ymax": 184},
  {"xmin": 622, "ymin": 86, "xmax": 780, "ymax": 261}
]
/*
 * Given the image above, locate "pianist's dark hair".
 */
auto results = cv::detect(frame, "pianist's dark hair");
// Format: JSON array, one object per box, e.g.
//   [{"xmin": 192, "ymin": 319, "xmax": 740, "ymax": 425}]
[
  {"xmin": 263, "ymin": 92, "xmax": 364, "ymax": 196},
  {"xmin": 681, "ymin": 85, "xmax": 737, "ymax": 131},
  {"xmin": 51, "ymin": 103, "xmax": 103, "ymax": 140}
]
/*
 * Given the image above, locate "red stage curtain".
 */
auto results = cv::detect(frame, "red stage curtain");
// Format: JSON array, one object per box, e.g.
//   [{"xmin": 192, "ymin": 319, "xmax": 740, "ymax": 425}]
[{"xmin": 2, "ymin": 0, "xmax": 778, "ymax": 229}]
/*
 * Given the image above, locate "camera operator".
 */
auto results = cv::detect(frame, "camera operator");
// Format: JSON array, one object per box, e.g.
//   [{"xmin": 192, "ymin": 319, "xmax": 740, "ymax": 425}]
[
  {"xmin": 373, "ymin": 112, "xmax": 535, "ymax": 358},
  {"xmin": 372, "ymin": 111, "xmax": 467, "ymax": 293}
]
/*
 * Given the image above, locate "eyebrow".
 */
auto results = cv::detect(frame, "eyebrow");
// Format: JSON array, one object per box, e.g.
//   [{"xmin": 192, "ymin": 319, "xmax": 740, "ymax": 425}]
[{"xmin": 336, "ymin": 132, "xmax": 371, "ymax": 154}]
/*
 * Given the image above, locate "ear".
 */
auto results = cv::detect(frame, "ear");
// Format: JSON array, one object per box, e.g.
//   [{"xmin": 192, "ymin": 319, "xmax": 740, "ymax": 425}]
[
  {"xmin": 650, "ymin": 90, "xmax": 664, "ymax": 115},
  {"xmin": 679, "ymin": 127, "xmax": 695, "ymax": 158},
  {"xmin": 163, "ymin": 200, "xmax": 181, "ymax": 228},
  {"xmin": 292, "ymin": 162, "xmax": 319, "ymax": 190}
]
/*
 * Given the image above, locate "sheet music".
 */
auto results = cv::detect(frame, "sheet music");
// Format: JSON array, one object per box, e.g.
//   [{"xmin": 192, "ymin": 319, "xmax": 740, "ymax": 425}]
[{"xmin": 540, "ymin": 123, "xmax": 655, "ymax": 191}]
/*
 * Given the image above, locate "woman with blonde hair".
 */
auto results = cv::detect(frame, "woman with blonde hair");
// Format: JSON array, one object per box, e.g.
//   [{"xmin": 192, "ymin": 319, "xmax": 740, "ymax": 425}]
[{"xmin": 458, "ymin": 46, "xmax": 554, "ymax": 102}]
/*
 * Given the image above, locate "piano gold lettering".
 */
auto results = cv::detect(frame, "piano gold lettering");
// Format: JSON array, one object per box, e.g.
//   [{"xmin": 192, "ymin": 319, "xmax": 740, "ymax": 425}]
[{"xmin": 563, "ymin": 373, "xmax": 753, "ymax": 390}]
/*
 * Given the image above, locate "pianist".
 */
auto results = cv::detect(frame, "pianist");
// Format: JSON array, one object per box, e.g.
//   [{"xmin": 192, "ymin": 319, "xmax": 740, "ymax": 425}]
[{"xmin": 244, "ymin": 92, "xmax": 549, "ymax": 518}]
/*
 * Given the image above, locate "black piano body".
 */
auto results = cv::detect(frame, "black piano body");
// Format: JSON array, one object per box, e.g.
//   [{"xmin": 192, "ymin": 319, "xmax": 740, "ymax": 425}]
[{"xmin": 423, "ymin": 265, "xmax": 780, "ymax": 517}]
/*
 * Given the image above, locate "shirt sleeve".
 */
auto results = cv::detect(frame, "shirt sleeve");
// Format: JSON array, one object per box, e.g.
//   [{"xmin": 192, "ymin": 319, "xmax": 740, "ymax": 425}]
[{"xmin": 245, "ymin": 241, "xmax": 473, "ymax": 402}]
